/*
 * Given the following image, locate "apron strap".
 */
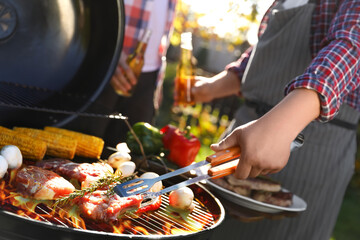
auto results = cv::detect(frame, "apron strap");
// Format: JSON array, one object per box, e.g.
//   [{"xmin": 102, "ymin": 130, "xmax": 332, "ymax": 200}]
[{"xmin": 244, "ymin": 99, "xmax": 358, "ymax": 131}]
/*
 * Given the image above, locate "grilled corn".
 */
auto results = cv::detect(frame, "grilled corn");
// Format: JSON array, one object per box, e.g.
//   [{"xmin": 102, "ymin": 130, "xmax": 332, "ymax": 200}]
[
  {"xmin": 0, "ymin": 126, "xmax": 47, "ymax": 161},
  {"xmin": 44, "ymin": 127, "xmax": 104, "ymax": 159},
  {"xmin": 13, "ymin": 127, "xmax": 77, "ymax": 159}
]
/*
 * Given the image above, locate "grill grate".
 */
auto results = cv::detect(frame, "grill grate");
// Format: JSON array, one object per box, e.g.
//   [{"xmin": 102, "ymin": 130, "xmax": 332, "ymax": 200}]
[{"xmin": 8, "ymin": 193, "xmax": 215, "ymax": 236}]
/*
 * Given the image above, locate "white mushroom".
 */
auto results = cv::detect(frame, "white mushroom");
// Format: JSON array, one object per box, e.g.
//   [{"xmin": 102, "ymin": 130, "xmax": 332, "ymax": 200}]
[
  {"xmin": 1, "ymin": 145, "xmax": 23, "ymax": 170},
  {"xmin": 0, "ymin": 155, "xmax": 9, "ymax": 178},
  {"xmin": 116, "ymin": 142, "xmax": 131, "ymax": 153},
  {"xmin": 169, "ymin": 187, "xmax": 195, "ymax": 212},
  {"xmin": 107, "ymin": 151, "xmax": 131, "ymax": 169},
  {"xmin": 117, "ymin": 161, "xmax": 136, "ymax": 177},
  {"xmin": 140, "ymin": 172, "xmax": 163, "ymax": 192}
]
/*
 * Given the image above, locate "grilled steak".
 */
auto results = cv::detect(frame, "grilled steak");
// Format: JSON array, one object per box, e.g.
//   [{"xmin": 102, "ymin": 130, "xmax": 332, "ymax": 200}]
[
  {"xmin": 210, "ymin": 178, "xmax": 251, "ymax": 197},
  {"xmin": 76, "ymin": 190, "xmax": 143, "ymax": 222},
  {"xmin": 252, "ymin": 191, "xmax": 293, "ymax": 207},
  {"xmin": 211, "ymin": 175, "xmax": 293, "ymax": 207},
  {"xmin": 36, "ymin": 159, "xmax": 113, "ymax": 188},
  {"xmin": 226, "ymin": 175, "xmax": 281, "ymax": 192},
  {"xmin": 16, "ymin": 166, "xmax": 75, "ymax": 200}
]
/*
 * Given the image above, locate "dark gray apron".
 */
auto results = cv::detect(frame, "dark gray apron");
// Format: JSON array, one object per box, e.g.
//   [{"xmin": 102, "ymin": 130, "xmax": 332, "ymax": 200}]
[{"xmin": 210, "ymin": 1, "xmax": 359, "ymax": 240}]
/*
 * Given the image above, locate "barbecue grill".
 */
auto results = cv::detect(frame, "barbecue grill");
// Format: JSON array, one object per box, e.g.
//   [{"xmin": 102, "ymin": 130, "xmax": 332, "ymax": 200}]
[
  {"xmin": 0, "ymin": 174, "xmax": 225, "ymax": 240},
  {"xmin": 0, "ymin": 0, "xmax": 226, "ymax": 239}
]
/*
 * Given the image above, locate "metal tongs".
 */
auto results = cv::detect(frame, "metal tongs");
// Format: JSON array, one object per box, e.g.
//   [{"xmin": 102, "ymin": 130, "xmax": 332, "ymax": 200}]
[{"xmin": 114, "ymin": 134, "xmax": 304, "ymax": 203}]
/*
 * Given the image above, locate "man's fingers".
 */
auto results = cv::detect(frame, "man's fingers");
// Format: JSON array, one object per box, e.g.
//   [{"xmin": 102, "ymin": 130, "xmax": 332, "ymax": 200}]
[
  {"xmin": 260, "ymin": 169, "xmax": 272, "ymax": 175},
  {"xmin": 122, "ymin": 66, "xmax": 137, "ymax": 85},
  {"xmin": 249, "ymin": 167, "xmax": 262, "ymax": 178},
  {"xmin": 211, "ymin": 130, "xmax": 239, "ymax": 151},
  {"xmin": 110, "ymin": 76, "xmax": 126, "ymax": 93},
  {"xmin": 234, "ymin": 159, "xmax": 252, "ymax": 179},
  {"xmin": 112, "ymin": 66, "xmax": 133, "ymax": 92}
]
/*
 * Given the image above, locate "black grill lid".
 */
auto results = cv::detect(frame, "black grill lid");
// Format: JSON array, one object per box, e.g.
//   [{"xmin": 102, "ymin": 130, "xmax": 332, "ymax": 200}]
[{"xmin": 0, "ymin": 0, "xmax": 125, "ymax": 128}]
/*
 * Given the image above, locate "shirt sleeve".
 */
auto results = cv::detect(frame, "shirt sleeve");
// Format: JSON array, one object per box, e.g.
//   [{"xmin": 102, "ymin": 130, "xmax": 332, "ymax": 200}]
[
  {"xmin": 225, "ymin": 46, "xmax": 253, "ymax": 82},
  {"xmin": 285, "ymin": 0, "xmax": 360, "ymax": 122}
]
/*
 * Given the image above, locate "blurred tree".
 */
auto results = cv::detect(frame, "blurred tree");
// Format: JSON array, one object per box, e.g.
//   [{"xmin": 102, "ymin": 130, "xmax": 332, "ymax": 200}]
[{"xmin": 171, "ymin": 0, "xmax": 261, "ymax": 51}]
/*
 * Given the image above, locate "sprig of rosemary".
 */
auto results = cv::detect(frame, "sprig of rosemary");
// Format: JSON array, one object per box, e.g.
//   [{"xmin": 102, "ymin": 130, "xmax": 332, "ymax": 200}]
[{"xmin": 53, "ymin": 171, "xmax": 136, "ymax": 208}]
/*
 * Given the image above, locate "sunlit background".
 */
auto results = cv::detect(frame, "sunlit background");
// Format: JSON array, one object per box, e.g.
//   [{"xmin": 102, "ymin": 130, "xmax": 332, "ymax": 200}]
[
  {"xmin": 171, "ymin": 0, "xmax": 272, "ymax": 47},
  {"xmin": 181, "ymin": 0, "xmax": 272, "ymax": 45}
]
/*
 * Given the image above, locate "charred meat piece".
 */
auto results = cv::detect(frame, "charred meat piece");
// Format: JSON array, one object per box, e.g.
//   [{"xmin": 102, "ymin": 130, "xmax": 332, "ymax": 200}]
[
  {"xmin": 36, "ymin": 159, "xmax": 113, "ymax": 188},
  {"xmin": 211, "ymin": 178, "xmax": 251, "ymax": 197},
  {"xmin": 232, "ymin": 185, "xmax": 252, "ymax": 197},
  {"xmin": 16, "ymin": 166, "xmax": 75, "ymax": 200},
  {"xmin": 252, "ymin": 191, "xmax": 293, "ymax": 207},
  {"xmin": 226, "ymin": 175, "xmax": 281, "ymax": 192},
  {"xmin": 210, "ymin": 178, "xmax": 234, "ymax": 191},
  {"xmin": 76, "ymin": 190, "xmax": 144, "ymax": 222}
]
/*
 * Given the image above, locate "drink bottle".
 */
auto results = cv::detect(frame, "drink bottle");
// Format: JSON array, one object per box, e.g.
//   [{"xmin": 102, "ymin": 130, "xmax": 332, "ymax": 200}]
[
  {"xmin": 117, "ymin": 29, "xmax": 152, "ymax": 97},
  {"xmin": 174, "ymin": 32, "xmax": 195, "ymax": 106}
]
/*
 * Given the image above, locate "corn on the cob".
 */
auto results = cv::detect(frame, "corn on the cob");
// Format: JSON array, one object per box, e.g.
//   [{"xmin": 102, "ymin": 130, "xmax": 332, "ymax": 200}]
[
  {"xmin": 44, "ymin": 127, "xmax": 104, "ymax": 159},
  {"xmin": 13, "ymin": 127, "xmax": 77, "ymax": 159},
  {"xmin": 0, "ymin": 126, "xmax": 47, "ymax": 161}
]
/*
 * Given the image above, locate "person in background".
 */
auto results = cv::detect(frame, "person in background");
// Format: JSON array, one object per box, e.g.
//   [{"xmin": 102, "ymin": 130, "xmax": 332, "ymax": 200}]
[
  {"xmin": 191, "ymin": 0, "xmax": 359, "ymax": 239},
  {"xmin": 103, "ymin": 0, "xmax": 177, "ymax": 147}
]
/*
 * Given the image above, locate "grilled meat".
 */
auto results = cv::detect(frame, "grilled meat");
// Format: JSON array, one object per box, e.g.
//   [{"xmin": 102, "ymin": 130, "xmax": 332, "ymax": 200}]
[
  {"xmin": 16, "ymin": 166, "xmax": 75, "ymax": 200},
  {"xmin": 211, "ymin": 175, "xmax": 293, "ymax": 207},
  {"xmin": 210, "ymin": 178, "xmax": 251, "ymax": 197},
  {"xmin": 226, "ymin": 174, "xmax": 281, "ymax": 192},
  {"xmin": 36, "ymin": 159, "xmax": 113, "ymax": 188},
  {"xmin": 76, "ymin": 190, "xmax": 143, "ymax": 222},
  {"xmin": 252, "ymin": 191, "xmax": 293, "ymax": 207}
]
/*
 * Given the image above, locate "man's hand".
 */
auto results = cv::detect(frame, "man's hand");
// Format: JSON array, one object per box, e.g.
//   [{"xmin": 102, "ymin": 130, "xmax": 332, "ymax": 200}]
[
  {"xmin": 110, "ymin": 53, "xmax": 137, "ymax": 95},
  {"xmin": 211, "ymin": 89, "xmax": 321, "ymax": 179}
]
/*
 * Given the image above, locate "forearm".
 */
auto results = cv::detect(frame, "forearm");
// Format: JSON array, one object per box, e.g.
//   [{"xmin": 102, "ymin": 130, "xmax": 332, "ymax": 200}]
[
  {"xmin": 209, "ymin": 70, "xmax": 241, "ymax": 99},
  {"xmin": 259, "ymin": 88, "xmax": 321, "ymax": 142},
  {"xmin": 192, "ymin": 70, "xmax": 241, "ymax": 103}
]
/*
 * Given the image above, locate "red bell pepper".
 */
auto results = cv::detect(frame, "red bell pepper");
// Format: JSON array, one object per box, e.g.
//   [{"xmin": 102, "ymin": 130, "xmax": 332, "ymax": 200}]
[
  {"xmin": 160, "ymin": 125, "xmax": 201, "ymax": 168},
  {"xmin": 160, "ymin": 124, "xmax": 177, "ymax": 149},
  {"xmin": 136, "ymin": 196, "xmax": 162, "ymax": 213}
]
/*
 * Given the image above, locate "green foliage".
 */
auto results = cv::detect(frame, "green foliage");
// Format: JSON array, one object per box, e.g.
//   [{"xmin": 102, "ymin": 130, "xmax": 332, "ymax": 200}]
[{"xmin": 332, "ymin": 187, "xmax": 360, "ymax": 240}]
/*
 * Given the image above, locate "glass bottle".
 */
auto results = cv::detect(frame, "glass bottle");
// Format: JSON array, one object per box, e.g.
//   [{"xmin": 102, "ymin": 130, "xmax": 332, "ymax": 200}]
[
  {"xmin": 174, "ymin": 32, "xmax": 195, "ymax": 106},
  {"xmin": 116, "ymin": 29, "xmax": 152, "ymax": 97}
]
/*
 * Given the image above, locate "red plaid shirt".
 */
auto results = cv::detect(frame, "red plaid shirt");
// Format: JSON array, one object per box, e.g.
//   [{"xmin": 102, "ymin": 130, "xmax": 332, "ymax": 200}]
[
  {"xmin": 122, "ymin": 0, "xmax": 177, "ymax": 57},
  {"xmin": 227, "ymin": 0, "xmax": 360, "ymax": 122}
]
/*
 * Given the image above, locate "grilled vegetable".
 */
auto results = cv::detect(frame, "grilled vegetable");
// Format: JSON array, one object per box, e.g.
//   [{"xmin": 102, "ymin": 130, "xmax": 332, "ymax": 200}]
[
  {"xmin": 14, "ymin": 127, "xmax": 77, "ymax": 159},
  {"xmin": 116, "ymin": 161, "xmax": 136, "ymax": 177},
  {"xmin": 0, "ymin": 126, "xmax": 47, "ymax": 161},
  {"xmin": 1, "ymin": 145, "xmax": 22, "ymax": 169},
  {"xmin": 0, "ymin": 156, "xmax": 8, "ymax": 178},
  {"xmin": 169, "ymin": 187, "xmax": 195, "ymax": 212},
  {"xmin": 44, "ymin": 127, "xmax": 104, "ymax": 159},
  {"xmin": 108, "ymin": 151, "xmax": 132, "ymax": 169},
  {"xmin": 160, "ymin": 125, "xmax": 201, "ymax": 168},
  {"xmin": 140, "ymin": 172, "xmax": 163, "ymax": 192},
  {"xmin": 126, "ymin": 122, "xmax": 163, "ymax": 155}
]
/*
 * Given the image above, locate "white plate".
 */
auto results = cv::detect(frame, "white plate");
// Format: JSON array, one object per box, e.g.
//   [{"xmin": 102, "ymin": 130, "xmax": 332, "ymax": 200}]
[{"xmin": 206, "ymin": 179, "xmax": 307, "ymax": 213}]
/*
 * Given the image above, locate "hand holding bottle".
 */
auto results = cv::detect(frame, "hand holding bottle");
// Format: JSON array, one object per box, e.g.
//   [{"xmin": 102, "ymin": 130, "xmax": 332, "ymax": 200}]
[
  {"xmin": 110, "ymin": 53, "xmax": 138, "ymax": 96},
  {"xmin": 111, "ymin": 29, "xmax": 152, "ymax": 97}
]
